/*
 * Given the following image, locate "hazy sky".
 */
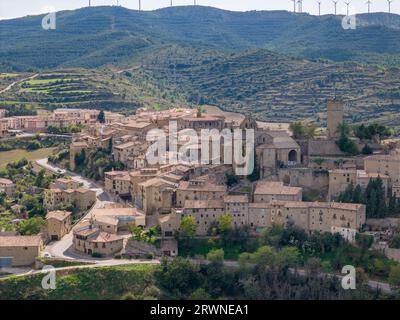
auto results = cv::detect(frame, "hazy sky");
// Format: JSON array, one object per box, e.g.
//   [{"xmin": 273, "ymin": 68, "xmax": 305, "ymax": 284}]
[{"xmin": 0, "ymin": 0, "xmax": 399, "ymax": 20}]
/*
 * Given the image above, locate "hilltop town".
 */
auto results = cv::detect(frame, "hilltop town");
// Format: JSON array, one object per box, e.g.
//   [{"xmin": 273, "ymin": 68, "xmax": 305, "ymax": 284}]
[{"xmin": 0, "ymin": 98, "xmax": 400, "ymax": 286}]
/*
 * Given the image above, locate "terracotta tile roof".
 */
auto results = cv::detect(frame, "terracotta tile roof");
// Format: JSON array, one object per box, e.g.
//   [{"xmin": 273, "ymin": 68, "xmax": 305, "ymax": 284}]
[
  {"xmin": 254, "ymin": 181, "xmax": 302, "ymax": 196},
  {"xmin": 0, "ymin": 235, "xmax": 42, "ymax": 247},
  {"xmin": 46, "ymin": 210, "xmax": 71, "ymax": 221},
  {"xmin": 90, "ymin": 232, "xmax": 123, "ymax": 243},
  {"xmin": 0, "ymin": 178, "xmax": 14, "ymax": 185}
]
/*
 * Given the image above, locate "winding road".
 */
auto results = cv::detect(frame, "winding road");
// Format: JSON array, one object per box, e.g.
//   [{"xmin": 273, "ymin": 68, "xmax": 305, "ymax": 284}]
[{"xmin": 0, "ymin": 73, "xmax": 39, "ymax": 94}]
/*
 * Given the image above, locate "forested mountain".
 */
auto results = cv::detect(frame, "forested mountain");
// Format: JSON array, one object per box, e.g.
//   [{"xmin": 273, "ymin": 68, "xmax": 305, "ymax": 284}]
[{"xmin": 1, "ymin": 6, "xmax": 400, "ymax": 70}]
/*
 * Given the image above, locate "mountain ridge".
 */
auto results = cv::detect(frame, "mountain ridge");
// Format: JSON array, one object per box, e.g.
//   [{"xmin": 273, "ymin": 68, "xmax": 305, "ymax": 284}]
[{"xmin": 1, "ymin": 6, "xmax": 400, "ymax": 71}]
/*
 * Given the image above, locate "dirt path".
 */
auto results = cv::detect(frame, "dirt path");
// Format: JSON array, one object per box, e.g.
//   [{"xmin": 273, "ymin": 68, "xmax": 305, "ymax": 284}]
[{"xmin": 0, "ymin": 73, "xmax": 39, "ymax": 94}]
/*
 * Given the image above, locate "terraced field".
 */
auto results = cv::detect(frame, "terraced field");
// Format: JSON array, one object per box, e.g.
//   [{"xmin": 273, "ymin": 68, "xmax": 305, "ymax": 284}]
[
  {"xmin": 138, "ymin": 47, "xmax": 400, "ymax": 131},
  {"xmin": 0, "ymin": 69, "xmax": 180, "ymax": 114}
]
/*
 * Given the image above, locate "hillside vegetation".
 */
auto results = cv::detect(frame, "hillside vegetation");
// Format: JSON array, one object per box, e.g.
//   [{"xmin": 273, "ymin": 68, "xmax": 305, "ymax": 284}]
[
  {"xmin": 131, "ymin": 46, "xmax": 400, "ymax": 129},
  {"xmin": 0, "ymin": 69, "xmax": 181, "ymax": 113},
  {"xmin": 1, "ymin": 6, "xmax": 400, "ymax": 71},
  {"xmin": 1, "ymin": 6, "xmax": 400, "ymax": 129}
]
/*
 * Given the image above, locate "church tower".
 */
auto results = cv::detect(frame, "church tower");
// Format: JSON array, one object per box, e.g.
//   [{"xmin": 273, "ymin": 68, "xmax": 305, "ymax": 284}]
[{"xmin": 327, "ymin": 100, "xmax": 344, "ymax": 140}]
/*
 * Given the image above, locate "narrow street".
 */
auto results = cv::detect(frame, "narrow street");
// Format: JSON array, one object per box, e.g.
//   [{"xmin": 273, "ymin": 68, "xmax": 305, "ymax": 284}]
[{"xmin": 36, "ymin": 158, "xmax": 117, "ymax": 262}]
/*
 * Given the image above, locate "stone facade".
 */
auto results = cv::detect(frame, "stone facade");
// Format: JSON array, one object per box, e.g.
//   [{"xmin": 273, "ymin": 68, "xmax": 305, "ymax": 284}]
[
  {"xmin": 0, "ymin": 236, "xmax": 43, "ymax": 267},
  {"xmin": 46, "ymin": 210, "xmax": 72, "ymax": 241}
]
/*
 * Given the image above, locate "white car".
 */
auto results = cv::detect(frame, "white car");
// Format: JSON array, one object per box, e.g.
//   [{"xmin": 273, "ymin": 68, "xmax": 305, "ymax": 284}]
[{"xmin": 42, "ymin": 252, "xmax": 52, "ymax": 258}]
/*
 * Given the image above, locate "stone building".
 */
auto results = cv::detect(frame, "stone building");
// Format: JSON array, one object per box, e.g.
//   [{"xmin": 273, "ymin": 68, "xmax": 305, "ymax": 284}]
[
  {"xmin": 364, "ymin": 154, "xmax": 400, "ymax": 188},
  {"xmin": 44, "ymin": 188, "xmax": 96, "ymax": 211},
  {"xmin": 90, "ymin": 207, "xmax": 145, "ymax": 234},
  {"xmin": 50, "ymin": 178, "xmax": 81, "ymax": 190},
  {"xmin": 176, "ymin": 176, "xmax": 227, "ymax": 207},
  {"xmin": 104, "ymin": 171, "xmax": 131, "ymax": 196},
  {"xmin": 327, "ymin": 99, "xmax": 344, "ymax": 140},
  {"xmin": 253, "ymin": 181, "xmax": 303, "ymax": 203},
  {"xmin": 328, "ymin": 169, "xmax": 389, "ymax": 200},
  {"xmin": 73, "ymin": 224, "xmax": 124, "ymax": 257},
  {"xmin": 46, "ymin": 210, "xmax": 72, "ymax": 241},
  {"xmin": 160, "ymin": 198, "xmax": 365, "ymax": 237},
  {"xmin": 136, "ymin": 177, "xmax": 177, "ymax": 215},
  {"xmin": 0, "ymin": 178, "xmax": 16, "ymax": 197},
  {"xmin": 0, "ymin": 236, "xmax": 43, "ymax": 267},
  {"xmin": 256, "ymin": 130, "xmax": 301, "ymax": 178}
]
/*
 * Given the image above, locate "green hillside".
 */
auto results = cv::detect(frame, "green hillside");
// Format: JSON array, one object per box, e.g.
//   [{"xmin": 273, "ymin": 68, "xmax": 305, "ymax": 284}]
[
  {"xmin": 1, "ymin": 6, "xmax": 400, "ymax": 71},
  {"xmin": 0, "ymin": 68, "xmax": 181, "ymax": 113},
  {"xmin": 130, "ymin": 46, "xmax": 400, "ymax": 129}
]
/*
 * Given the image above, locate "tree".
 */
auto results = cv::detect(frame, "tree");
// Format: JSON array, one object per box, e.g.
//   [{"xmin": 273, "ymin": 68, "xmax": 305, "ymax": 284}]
[
  {"xmin": 355, "ymin": 233, "xmax": 373, "ymax": 250},
  {"xmin": 389, "ymin": 193, "xmax": 397, "ymax": 215},
  {"xmin": 390, "ymin": 235, "xmax": 400, "ymax": 249},
  {"xmin": 207, "ymin": 248, "xmax": 224, "ymax": 266},
  {"xmin": 178, "ymin": 215, "xmax": 197, "ymax": 238},
  {"xmin": 276, "ymin": 246, "xmax": 300, "ymax": 270},
  {"xmin": 217, "ymin": 214, "xmax": 233, "ymax": 234},
  {"xmin": 290, "ymin": 122, "xmax": 305, "ymax": 139},
  {"xmin": 336, "ymin": 123, "xmax": 358, "ymax": 155},
  {"xmin": 190, "ymin": 288, "xmax": 211, "ymax": 300},
  {"xmin": 337, "ymin": 135, "xmax": 358, "ymax": 155},
  {"xmin": 74, "ymin": 149, "xmax": 86, "ymax": 167},
  {"xmin": 290, "ymin": 122, "xmax": 316, "ymax": 139},
  {"xmin": 97, "ymin": 110, "xmax": 105, "ymax": 123},
  {"xmin": 353, "ymin": 185, "xmax": 364, "ymax": 204},
  {"xmin": 155, "ymin": 257, "xmax": 201, "ymax": 299},
  {"xmin": 18, "ymin": 217, "xmax": 46, "ymax": 235},
  {"xmin": 306, "ymin": 257, "xmax": 321, "ymax": 276},
  {"xmin": 196, "ymin": 106, "xmax": 204, "ymax": 118},
  {"xmin": 388, "ymin": 265, "xmax": 400, "ymax": 291},
  {"xmin": 338, "ymin": 123, "xmax": 351, "ymax": 137},
  {"xmin": 361, "ymin": 144, "xmax": 373, "ymax": 155},
  {"xmin": 338, "ymin": 183, "xmax": 354, "ymax": 203},
  {"xmin": 26, "ymin": 140, "xmax": 41, "ymax": 151}
]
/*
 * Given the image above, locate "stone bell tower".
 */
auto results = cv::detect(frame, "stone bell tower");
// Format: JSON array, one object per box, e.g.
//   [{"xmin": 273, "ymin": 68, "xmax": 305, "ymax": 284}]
[{"xmin": 327, "ymin": 100, "xmax": 344, "ymax": 140}]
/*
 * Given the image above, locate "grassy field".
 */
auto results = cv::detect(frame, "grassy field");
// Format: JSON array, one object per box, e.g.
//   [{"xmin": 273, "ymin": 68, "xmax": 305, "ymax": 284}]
[
  {"xmin": 0, "ymin": 264, "xmax": 158, "ymax": 300},
  {"xmin": 0, "ymin": 148, "xmax": 56, "ymax": 168}
]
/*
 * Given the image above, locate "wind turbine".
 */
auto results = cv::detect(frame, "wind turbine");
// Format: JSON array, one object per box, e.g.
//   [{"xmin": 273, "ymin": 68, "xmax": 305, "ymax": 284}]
[
  {"xmin": 366, "ymin": 0, "xmax": 372, "ymax": 13},
  {"xmin": 171, "ymin": 0, "xmax": 173, "ymax": 6},
  {"xmin": 139, "ymin": 0, "xmax": 141, "ymax": 11},
  {"xmin": 194, "ymin": 0, "xmax": 197, "ymax": 5},
  {"xmin": 89, "ymin": 0, "xmax": 91, "ymax": 7},
  {"xmin": 291, "ymin": 0, "xmax": 297, "ymax": 12},
  {"xmin": 317, "ymin": 1, "xmax": 322, "ymax": 16},
  {"xmin": 332, "ymin": 0, "xmax": 338, "ymax": 15},
  {"xmin": 344, "ymin": 0, "xmax": 351, "ymax": 16},
  {"xmin": 388, "ymin": 0, "xmax": 394, "ymax": 13},
  {"xmin": 297, "ymin": 0, "xmax": 303, "ymax": 13}
]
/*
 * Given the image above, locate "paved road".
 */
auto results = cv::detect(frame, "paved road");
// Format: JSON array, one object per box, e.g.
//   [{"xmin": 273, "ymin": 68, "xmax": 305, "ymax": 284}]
[{"xmin": 36, "ymin": 158, "xmax": 116, "ymax": 261}]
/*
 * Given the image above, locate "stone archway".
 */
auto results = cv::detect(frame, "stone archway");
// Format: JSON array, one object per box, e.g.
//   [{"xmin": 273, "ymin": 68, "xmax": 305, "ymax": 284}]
[{"xmin": 288, "ymin": 150, "xmax": 298, "ymax": 162}]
